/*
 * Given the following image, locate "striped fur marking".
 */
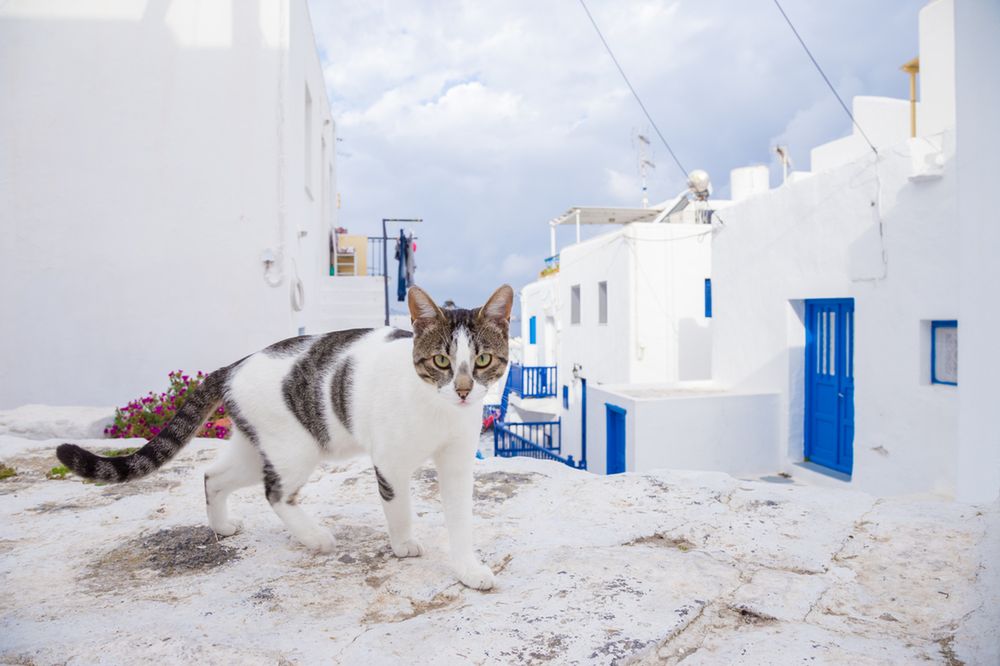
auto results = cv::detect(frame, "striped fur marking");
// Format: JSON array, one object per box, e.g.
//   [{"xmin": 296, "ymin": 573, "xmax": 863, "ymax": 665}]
[
  {"xmin": 262, "ymin": 335, "xmax": 315, "ymax": 357},
  {"xmin": 282, "ymin": 329, "xmax": 369, "ymax": 446},
  {"xmin": 329, "ymin": 358, "xmax": 354, "ymax": 432},
  {"xmin": 387, "ymin": 328, "xmax": 414, "ymax": 340},
  {"xmin": 374, "ymin": 466, "xmax": 394, "ymax": 502},
  {"xmin": 262, "ymin": 454, "xmax": 283, "ymax": 504}
]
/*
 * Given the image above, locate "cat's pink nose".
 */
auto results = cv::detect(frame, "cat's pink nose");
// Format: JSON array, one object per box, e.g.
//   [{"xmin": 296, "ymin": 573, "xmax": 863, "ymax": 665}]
[{"xmin": 456, "ymin": 387, "xmax": 471, "ymax": 400}]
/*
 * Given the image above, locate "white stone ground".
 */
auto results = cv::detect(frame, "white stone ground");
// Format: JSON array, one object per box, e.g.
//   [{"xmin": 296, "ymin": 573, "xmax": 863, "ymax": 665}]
[{"xmin": 0, "ymin": 410, "xmax": 997, "ymax": 665}]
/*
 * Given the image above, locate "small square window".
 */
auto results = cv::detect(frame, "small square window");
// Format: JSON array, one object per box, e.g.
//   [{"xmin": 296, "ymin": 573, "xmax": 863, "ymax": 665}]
[
  {"xmin": 931, "ymin": 320, "xmax": 957, "ymax": 385},
  {"xmin": 598, "ymin": 281, "xmax": 608, "ymax": 324},
  {"xmin": 570, "ymin": 285, "xmax": 581, "ymax": 325}
]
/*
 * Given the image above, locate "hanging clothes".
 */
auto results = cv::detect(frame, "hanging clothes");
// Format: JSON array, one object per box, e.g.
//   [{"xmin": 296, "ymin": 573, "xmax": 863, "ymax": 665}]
[
  {"xmin": 396, "ymin": 229, "xmax": 408, "ymax": 302},
  {"xmin": 404, "ymin": 231, "xmax": 417, "ymax": 287}
]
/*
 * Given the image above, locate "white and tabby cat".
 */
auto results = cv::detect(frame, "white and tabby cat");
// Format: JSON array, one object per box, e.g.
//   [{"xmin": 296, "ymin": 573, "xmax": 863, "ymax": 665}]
[{"xmin": 57, "ymin": 285, "xmax": 513, "ymax": 590}]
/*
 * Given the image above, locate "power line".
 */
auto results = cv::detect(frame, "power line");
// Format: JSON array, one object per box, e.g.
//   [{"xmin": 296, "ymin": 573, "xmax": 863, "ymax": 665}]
[
  {"xmin": 772, "ymin": 0, "xmax": 878, "ymax": 155},
  {"xmin": 577, "ymin": 0, "xmax": 689, "ymax": 180}
]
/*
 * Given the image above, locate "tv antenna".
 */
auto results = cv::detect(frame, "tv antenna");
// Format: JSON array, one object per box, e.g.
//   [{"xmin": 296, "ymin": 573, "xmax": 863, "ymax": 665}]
[{"xmin": 633, "ymin": 129, "xmax": 656, "ymax": 208}]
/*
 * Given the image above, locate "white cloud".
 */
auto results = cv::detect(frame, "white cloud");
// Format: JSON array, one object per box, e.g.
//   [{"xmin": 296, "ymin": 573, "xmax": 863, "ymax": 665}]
[
  {"xmin": 500, "ymin": 253, "xmax": 537, "ymax": 280},
  {"xmin": 604, "ymin": 168, "xmax": 642, "ymax": 206}
]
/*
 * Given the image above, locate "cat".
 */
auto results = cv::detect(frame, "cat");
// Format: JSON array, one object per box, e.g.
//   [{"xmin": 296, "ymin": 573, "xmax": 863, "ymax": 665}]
[{"xmin": 56, "ymin": 284, "xmax": 514, "ymax": 590}]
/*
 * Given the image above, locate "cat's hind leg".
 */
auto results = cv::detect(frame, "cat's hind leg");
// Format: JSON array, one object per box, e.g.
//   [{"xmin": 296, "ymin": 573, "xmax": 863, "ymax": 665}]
[
  {"xmin": 258, "ymin": 439, "xmax": 333, "ymax": 553},
  {"xmin": 373, "ymin": 463, "xmax": 423, "ymax": 558},
  {"xmin": 204, "ymin": 430, "xmax": 261, "ymax": 537}
]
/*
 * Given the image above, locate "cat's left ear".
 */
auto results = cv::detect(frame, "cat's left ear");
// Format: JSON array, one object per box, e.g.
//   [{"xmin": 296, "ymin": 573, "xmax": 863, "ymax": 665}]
[{"xmin": 479, "ymin": 284, "xmax": 514, "ymax": 323}]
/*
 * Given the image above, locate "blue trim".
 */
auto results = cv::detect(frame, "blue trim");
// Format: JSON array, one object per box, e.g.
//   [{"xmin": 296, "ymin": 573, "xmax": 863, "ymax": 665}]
[
  {"xmin": 580, "ymin": 378, "xmax": 587, "ymax": 471},
  {"xmin": 605, "ymin": 403, "xmax": 627, "ymax": 475},
  {"xmin": 804, "ymin": 298, "xmax": 854, "ymax": 476},
  {"xmin": 704, "ymin": 278, "xmax": 712, "ymax": 318},
  {"xmin": 528, "ymin": 316, "xmax": 537, "ymax": 345},
  {"xmin": 931, "ymin": 320, "xmax": 958, "ymax": 386}
]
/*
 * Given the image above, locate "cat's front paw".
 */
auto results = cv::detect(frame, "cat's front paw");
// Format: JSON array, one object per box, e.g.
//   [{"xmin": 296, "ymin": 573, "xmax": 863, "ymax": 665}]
[
  {"xmin": 391, "ymin": 538, "xmax": 424, "ymax": 558},
  {"xmin": 297, "ymin": 528, "xmax": 336, "ymax": 554},
  {"xmin": 456, "ymin": 562, "xmax": 495, "ymax": 591},
  {"xmin": 211, "ymin": 519, "xmax": 243, "ymax": 537}
]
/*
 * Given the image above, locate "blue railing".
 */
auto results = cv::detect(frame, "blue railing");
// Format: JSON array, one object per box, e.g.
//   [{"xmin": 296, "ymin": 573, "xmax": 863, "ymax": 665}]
[
  {"xmin": 493, "ymin": 419, "xmax": 585, "ymax": 469},
  {"xmin": 507, "ymin": 363, "xmax": 557, "ymax": 398}
]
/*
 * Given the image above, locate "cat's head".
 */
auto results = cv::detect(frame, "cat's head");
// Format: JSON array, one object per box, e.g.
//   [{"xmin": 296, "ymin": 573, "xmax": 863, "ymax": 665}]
[{"xmin": 407, "ymin": 284, "xmax": 513, "ymax": 407}]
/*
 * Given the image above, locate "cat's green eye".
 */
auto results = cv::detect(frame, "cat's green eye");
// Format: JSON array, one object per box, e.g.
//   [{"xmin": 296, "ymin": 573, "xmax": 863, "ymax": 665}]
[
  {"xmin": 432, "ymin": 354, "xmax": 451, "ymax": 369},
  {"xmin": 475, "ymin": 353, "xmax": 493, "ymax": 368}
]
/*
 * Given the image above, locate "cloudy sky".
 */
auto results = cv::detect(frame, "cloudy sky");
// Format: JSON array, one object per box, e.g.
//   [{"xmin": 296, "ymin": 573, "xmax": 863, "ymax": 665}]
[{"xmin": 305, "ymin": 0, "xmax": 923, "ymax": 314}]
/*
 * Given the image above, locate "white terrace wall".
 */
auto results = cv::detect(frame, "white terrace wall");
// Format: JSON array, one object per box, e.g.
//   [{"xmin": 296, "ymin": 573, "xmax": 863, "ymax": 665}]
[
  {"xmin": 585, "ymin": 385, "xmax": 780, "ymax": 477},
  {"xmin": 712, "ymin": 134, "xmax": 959, "ymax": 497},
  {"xmin": 0, "ymin": 0, "xmax": 335, "ymax": 408}
]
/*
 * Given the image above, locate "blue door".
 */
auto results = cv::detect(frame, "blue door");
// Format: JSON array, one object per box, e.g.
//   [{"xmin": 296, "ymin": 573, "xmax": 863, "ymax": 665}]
[
  {"xmin": 606, "ymin": 404, "xmax": 627, "ymax": 474},
  {"xmin": 805, "ymin": 299, "xmax": 854, "ymax": 475}
]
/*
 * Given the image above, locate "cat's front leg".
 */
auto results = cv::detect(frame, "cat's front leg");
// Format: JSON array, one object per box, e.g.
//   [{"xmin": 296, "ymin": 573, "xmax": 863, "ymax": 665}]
[
  {"xmin": 433, "ymin": 442, "xmax": 494, "ymax": 590},
  {"xmin": 374, "ymin": 464, "xmax": 423, "ymax": 558}
]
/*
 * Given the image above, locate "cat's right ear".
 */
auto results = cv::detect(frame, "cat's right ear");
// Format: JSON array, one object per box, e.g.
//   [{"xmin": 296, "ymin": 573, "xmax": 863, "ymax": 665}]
[{"xmin": 407, "ymin": 286, "xmax": 443, "ymax": 324}]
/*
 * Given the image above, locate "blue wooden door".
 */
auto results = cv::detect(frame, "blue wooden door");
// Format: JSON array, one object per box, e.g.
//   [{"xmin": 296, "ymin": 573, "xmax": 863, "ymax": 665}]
[
  {"xmin": 606, "ymin": 404, "xmax": 627, "ymax": 474},
  {"xmin": 805, "ymin": 299, "xmax": 854, "ymax": 474}
]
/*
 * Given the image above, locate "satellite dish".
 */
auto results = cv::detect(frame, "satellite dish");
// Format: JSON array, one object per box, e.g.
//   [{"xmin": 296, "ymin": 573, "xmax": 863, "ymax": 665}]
[{"xmin": 687, "ymin": 170, "xmax": 711, "ymax": 200}]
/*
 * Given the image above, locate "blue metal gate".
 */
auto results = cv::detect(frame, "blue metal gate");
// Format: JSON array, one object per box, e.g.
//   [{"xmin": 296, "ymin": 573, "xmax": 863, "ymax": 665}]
[
  {"xmin": 606, "ymin": 404, "xmax": 627, "ymax": 474},
  {"xmin": 805, "ymin": 299, "xmax": 854, "ymax": 475}
]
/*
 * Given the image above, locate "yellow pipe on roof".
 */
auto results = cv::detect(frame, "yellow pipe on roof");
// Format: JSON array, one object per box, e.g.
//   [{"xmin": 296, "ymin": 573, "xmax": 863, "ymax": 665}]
[{"xmin": 901, "ymin": 56, "xmax": 920, "ymax": 138}]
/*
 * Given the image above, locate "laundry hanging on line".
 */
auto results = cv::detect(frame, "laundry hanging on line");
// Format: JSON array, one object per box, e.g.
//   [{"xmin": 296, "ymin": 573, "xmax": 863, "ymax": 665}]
[{"xmin": 395, "ymin": 230, "xmax": 417, "ymax": 301}]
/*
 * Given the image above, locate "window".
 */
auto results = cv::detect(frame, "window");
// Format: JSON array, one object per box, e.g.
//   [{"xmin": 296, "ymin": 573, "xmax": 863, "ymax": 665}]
[
  {"xmin": 704, "ymin": 278, "xmax": 712, "ymax": 318},
  {"xmin": 529, "ymin": 316, "xmax": 537, "ymax": 344},
  {"xmin": 562, "ymin": 385, "xmax": 569, "ymax": 410},
  {"xmin": 570, "ymin": 285, "xmax": 581, "ymax": 325},
  {"xmin": 598, "ymin": 281, "xmax": 608, "ymax": 324},
  {"xmin": 304, "ymin": 84, "xmax": 313, "ymax": 196},
  {"xmin": 931, "ymin": 320, "xmax": 957, "ymax": 385}
]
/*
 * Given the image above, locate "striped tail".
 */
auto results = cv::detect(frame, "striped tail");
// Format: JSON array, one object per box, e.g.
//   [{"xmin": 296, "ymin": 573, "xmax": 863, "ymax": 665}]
[{"xmin": 56, "ymin": 367, "xmax": 231, "ymax": 483}]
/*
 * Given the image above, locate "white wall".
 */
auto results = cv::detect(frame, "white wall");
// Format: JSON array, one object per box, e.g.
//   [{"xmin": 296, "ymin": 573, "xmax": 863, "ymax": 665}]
[
  {"xmin": 585, "ymin": 385, "xmax": 780, "ymax": 477},
  {"xmin": 811, "ymin": 97, "xmax": 911, "ymax": 173},
  {"xmin": 713, "ymin": 133, "xmax": 960, "ymax": 497},
  {"xmin": 954, "ymin": 0, "xmax": 1000, "ymax": 503},
  {"xmin": 627, "ymin": 223, "xmax": 713, "ymax": 383},
  {"xmin": 0, "ymin": 0, "xmax": 335, "ymax": 407},
  {"xmin": 551, "ymin": 222, "xmax": 712, "ymax": 390}
]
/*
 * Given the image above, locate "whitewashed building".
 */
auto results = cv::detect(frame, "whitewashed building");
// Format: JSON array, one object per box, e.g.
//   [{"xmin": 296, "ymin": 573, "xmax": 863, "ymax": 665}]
[
  {"xmin": 513, "ymin": 195, "xmax": 726, "ymax": 468},
  {"xmin": 570, "ymin": 0, "xmax": 1000, "ymax": 503},
  {"xmin": 0, "ymin": 0, "xmax": 346, "ymax": 408}
]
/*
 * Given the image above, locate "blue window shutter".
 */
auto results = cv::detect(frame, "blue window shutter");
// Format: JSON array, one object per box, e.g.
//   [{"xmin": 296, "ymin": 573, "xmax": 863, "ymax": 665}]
[
  {"xmin": 931, "ymin": 320, "xmax": 958, "ymax": 385},
  {"xmin": 704, "ymin": 279, "xmax": 712, "ymax": 318},
  {"xmin": 529, "ymin": 316, "xmax": 537, "ymax": 344}
]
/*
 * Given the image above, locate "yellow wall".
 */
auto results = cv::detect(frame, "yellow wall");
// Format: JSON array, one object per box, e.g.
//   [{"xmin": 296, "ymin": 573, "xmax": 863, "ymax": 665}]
[{"xmin": 334, "ymin": 234, "xmax": 367, "ymax": 275}]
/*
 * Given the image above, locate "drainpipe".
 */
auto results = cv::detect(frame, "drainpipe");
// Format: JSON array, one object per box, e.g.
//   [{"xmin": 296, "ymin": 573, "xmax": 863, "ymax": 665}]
[{"xmin": 901, "ymin": 57, "xmax": 919, "ymax": 138}]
